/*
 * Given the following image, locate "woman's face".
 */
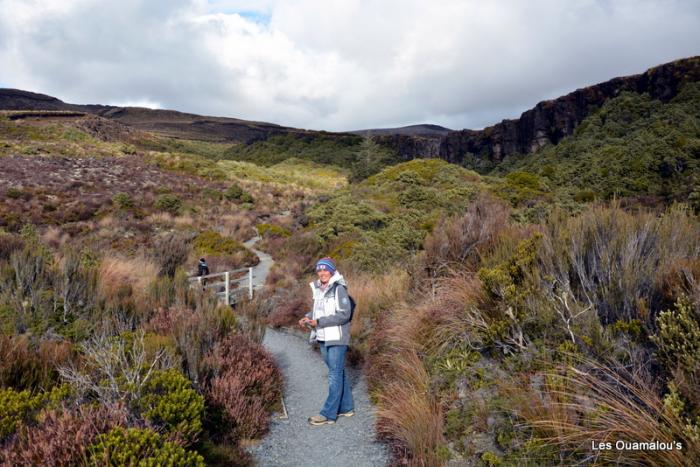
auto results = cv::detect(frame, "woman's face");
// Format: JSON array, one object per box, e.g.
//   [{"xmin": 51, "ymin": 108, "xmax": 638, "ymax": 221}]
[{"xmin": 317, "ymin": 269, "xmax": 332, "ymax": 283}]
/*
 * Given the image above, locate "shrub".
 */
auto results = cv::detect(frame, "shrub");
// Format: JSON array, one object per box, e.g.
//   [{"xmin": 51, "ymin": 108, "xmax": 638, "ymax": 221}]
[
  {"xmin": 87, "ymin": 427, "xmax": 204, "ymax": 466},
  {"xmin": 653, "ymin": 297, "xmax": 700, "ymax": 373},
  {"xmin": 0, "ymin": 388, "xmax": 38, "ymax": 439},
  {"xmin": 224, "ymin": 184, "xmax": 253, "ymax": 203},
  {"xmin": 138, "ymin": 369, "xmax": 204, "ymax": 443},
  {"xmin": 267, "ymin": 285, "xmax": 310, "ymax": 328},
  {"xmin": 0, "ymin": 232, "xmax": 24, "ymax": 261},
  {"xmin": 144, "ymin": 303, "xmax": 236, "ymax": 384},
  {"xmin": 0, "ymin": 335, "xmax": 77, "ymax": 391},
  {"xmin": 98, "ymin": 255, "xmax": 159, "ymax": 315},
  {"xmin": 193, "ymin": 230, "xmax": 246, "ymax": 257},
  {"xmin": 256, "ymin": 223, "xmax": 291, "ymax": 238},
  {"xmin": 155, "ymin": 194, "xmax": 183, "ymax": 215},
  {"xmin": 514, "ymin": 358, "xmax": 700, "ymax": 466},
  {"xmin": 0, "ymin": 403, "xmax": 127, "ymax": 466},
  {"xmin": 534, "ymin": 202, "xmax": 699, "ymax": 329},
  {"xmin": 202, "ymin": 334, "xmax": 283, "ymax": 440},
  {"xmin": 112, "ymin": 192, "xmax": 135, "ymax": 210},
  {"xmin": 57, "ymin": 330, "xmax": 174, "ymax": 408},
  {"xmin": 151, "ymin": 233, "xmax": 192, "ymax": 277},
  {"xmin": 421, "ymin": 194, "xmax": 510, "ymax": 278}
]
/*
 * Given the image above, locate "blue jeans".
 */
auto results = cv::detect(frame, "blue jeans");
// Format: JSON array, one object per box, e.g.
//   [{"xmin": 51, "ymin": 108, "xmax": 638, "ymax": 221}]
[{"xmin": 318, "ymin": 342, "xmax": 354, "ymax": 420}]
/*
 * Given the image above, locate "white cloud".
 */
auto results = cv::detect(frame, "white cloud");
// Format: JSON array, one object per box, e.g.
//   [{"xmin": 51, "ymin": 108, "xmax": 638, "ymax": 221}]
[{"xmin": 0, "ymin": 0, "xmax": 698, "ymax": 131}]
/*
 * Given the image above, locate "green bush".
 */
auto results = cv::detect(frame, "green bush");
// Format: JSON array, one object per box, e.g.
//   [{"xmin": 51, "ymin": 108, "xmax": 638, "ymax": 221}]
[
  {"xmin": 87, "ymin": 427, "xmax": 204, "ymax": 466},
  {"xmin": 5, "ymin": 187, "xmax": 24, "ymax": 199},
  {"xmin": 138, "ymin": 369, "xmax": 204, "ymax": 442},
  {"xmin": 0, "ymin": 384, "xmax": 71, "ymax": 439},
  {"xmin": 0, "ymin": 388, "xmax": 39, "ymax": 439},
  {"xmin": 653, "ymin": 297, "xmax": 700, "ymax": 372},
  {"xmin": 112, "ymin": 192, "xmax": 135, "ymax": 209},
  {"xmin": 154, "ymin": 194, "xmax": 182, "ymax": 215},
  {"xmin": 224, "ymin": 184, "xmax": 253, "ymax": 203},
  {"xmin": 256, "ymin": 223, "xmax": 291, "ymax": 238},
  {"xmin": 193, "ymin": 231, "xmax": 247, "ymax": 256}
]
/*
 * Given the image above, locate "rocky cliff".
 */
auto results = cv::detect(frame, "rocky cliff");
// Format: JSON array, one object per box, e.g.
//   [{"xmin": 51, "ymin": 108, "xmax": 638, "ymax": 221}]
[{"xmin": 437, "ymin": 56, "xmax": 700, "ymax": 169}]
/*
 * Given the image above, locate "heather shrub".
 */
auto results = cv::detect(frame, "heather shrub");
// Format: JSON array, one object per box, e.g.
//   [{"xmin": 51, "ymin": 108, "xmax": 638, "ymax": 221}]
[
  {"xmin": 87, "ymin": 427, "xmax": 204, "ymax": 466},
  {"xmin": 144, "ymin": 303, "xmax": 236, "ymax": 384},
  {"xmin": 203, "ymin": 334, "xmax": 283, "ymax": 440},
  {"xmin": 267, "ymin": 284, "xmax": 310, "ymax": 328},
  {"xmin": 138, "ymin": 368, "xmax": 204, "ymax": 443},
  {"xmin": 0, "ymin": 403, "xmax": 127, "ymax": 466}
]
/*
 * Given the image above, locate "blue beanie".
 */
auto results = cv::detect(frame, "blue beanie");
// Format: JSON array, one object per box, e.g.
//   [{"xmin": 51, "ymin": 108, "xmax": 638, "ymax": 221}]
[{"xmin": 315, "ymin": 257, "xmax": 336, "ymax": 274}]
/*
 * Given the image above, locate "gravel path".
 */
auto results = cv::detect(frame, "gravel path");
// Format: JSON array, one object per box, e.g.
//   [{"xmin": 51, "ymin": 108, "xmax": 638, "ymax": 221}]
[
  {"xmin": 243, "ymin": 235, "xmax": 274, "ymax": 290},
  {"xmin": 242, "ymin": 233, "xmax": 390, "ymax": 466},
  {"xmin": 246, "ymin": 328, "xmax": 390, "ymax": 467}
]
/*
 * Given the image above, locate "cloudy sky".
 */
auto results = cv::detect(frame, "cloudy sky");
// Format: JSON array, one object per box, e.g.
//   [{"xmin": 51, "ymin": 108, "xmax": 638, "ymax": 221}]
[{"xmin": 1, "ymin": 0, "xmax": 699, "ymax": 131}]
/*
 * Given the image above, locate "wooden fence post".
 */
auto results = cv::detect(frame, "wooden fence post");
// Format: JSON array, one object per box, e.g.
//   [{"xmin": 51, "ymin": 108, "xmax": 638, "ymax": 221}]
[
  {"xmin": 248, "ymin": 267, "xmax": 253, "ymax": 299},
  {"xmin": 225, "ymin": 271, "xmax": 230, "ymax": 305}
]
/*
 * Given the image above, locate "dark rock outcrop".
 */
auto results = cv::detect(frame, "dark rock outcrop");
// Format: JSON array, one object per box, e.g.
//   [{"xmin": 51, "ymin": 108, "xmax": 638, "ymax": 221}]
[{"xmin": 438, "ymin": 56, "xmax": 700, "ymax": 167}]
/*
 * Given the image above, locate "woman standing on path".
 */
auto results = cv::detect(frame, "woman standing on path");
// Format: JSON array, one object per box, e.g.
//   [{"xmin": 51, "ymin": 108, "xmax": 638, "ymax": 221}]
[{"xmin": 298, "ymin": 257, "xmax": 355, "ymax": 426}]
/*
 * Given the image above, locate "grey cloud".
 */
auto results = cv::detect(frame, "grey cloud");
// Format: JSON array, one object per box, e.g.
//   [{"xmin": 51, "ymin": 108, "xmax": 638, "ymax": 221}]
[{"xmin": 1, "ymin": 0, "xmax": 699, "ymax": 132}]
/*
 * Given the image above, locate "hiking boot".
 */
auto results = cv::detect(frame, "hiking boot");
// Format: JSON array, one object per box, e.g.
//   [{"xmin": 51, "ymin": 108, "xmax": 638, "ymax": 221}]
[
  {"xmin": 338, "ymin": 410, "xmax": 355, "ymax": 417},
  {"xmin": 308, "ymin": 414, "xmax": 335, "ymax": 426}
]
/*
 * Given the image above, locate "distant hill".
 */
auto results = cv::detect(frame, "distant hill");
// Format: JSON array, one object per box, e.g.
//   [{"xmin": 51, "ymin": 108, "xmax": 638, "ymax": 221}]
[
  {"xmin": 350, "ymin": 124, "xmax": 452, "ymax": 138},
  {"xmin": 0, "ymin": 88, "xmax": 320, "ymax": 144}
]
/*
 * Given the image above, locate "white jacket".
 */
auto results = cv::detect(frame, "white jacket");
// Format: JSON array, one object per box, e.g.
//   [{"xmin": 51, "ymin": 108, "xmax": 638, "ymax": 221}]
[{"xmin": 305, "ymin": 271, "xmax": 352, "ymax": 345}]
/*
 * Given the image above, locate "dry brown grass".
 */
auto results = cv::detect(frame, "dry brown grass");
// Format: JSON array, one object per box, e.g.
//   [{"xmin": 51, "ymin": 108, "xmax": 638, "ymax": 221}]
[
  {"xmin": 344, "ymin": 268, "xmax": 410, "ymax": 338},
  {"xmin": 374, "ymin": 344, "xmax": 446, "ymax": 466},
  {"xmin": 98, "ymin": 255, "xmax": 159, "ymax": 312},
  {"xmin": 364, "ymin": 293, "xmax": 448, "ymax": 465},
  {"xmin": 507, "ymin": 358, "xmax": 700, "ymax": 466}
]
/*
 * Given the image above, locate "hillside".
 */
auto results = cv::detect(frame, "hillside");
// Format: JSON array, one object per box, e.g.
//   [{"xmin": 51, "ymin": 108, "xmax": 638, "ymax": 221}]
[
  {"xmin": 3, "ymin": 55, "xmax": 698, "ymax": 174},
  {"xmin": 1, "ymin": 55, "xmax": 700, "ymax": 467}
]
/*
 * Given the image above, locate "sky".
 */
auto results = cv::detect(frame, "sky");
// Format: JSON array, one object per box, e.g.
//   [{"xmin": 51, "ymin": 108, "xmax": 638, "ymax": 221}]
[{"xmin": 1, "ymin": 0, "xmax": 699, "ymax": 132}]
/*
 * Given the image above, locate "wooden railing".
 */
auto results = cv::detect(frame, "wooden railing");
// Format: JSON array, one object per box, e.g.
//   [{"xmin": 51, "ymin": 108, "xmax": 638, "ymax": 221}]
[{"xmin": 187, "ymin": 267, "xmax": 257, "ymax": 305}]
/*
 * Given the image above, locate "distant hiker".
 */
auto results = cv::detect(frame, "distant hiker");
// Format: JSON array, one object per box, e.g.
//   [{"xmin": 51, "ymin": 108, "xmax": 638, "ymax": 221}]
[
  {"xmin": 298, "ymin": 257, "xmax": 355, "ymax": 426},
  {"xmin": 197, "ymin": 258, "xmax": 210, "ymax": 288}
]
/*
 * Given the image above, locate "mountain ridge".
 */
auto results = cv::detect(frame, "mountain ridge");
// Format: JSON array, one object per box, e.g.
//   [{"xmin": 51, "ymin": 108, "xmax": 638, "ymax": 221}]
[{"xmin": 2, "ymin": 55, "xmax": 699, "ymax": 166}]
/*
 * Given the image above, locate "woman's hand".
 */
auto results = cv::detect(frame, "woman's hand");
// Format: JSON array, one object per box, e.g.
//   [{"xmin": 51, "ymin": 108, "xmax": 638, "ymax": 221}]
[{"xmin": 298, "ymin": 317, "xmax": 317, "ymax": 329}]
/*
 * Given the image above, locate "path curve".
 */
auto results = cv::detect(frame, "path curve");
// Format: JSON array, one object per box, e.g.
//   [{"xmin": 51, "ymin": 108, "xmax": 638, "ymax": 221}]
[{"xmin": 242, "ymin": 233, "xmax": 390, "ymax": 466}]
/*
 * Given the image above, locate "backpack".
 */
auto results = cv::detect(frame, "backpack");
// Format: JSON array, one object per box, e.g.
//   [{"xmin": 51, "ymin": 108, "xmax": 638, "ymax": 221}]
[{"xmin": 334, "ymin": 283, "xmax": 356, "ymax": 322}]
